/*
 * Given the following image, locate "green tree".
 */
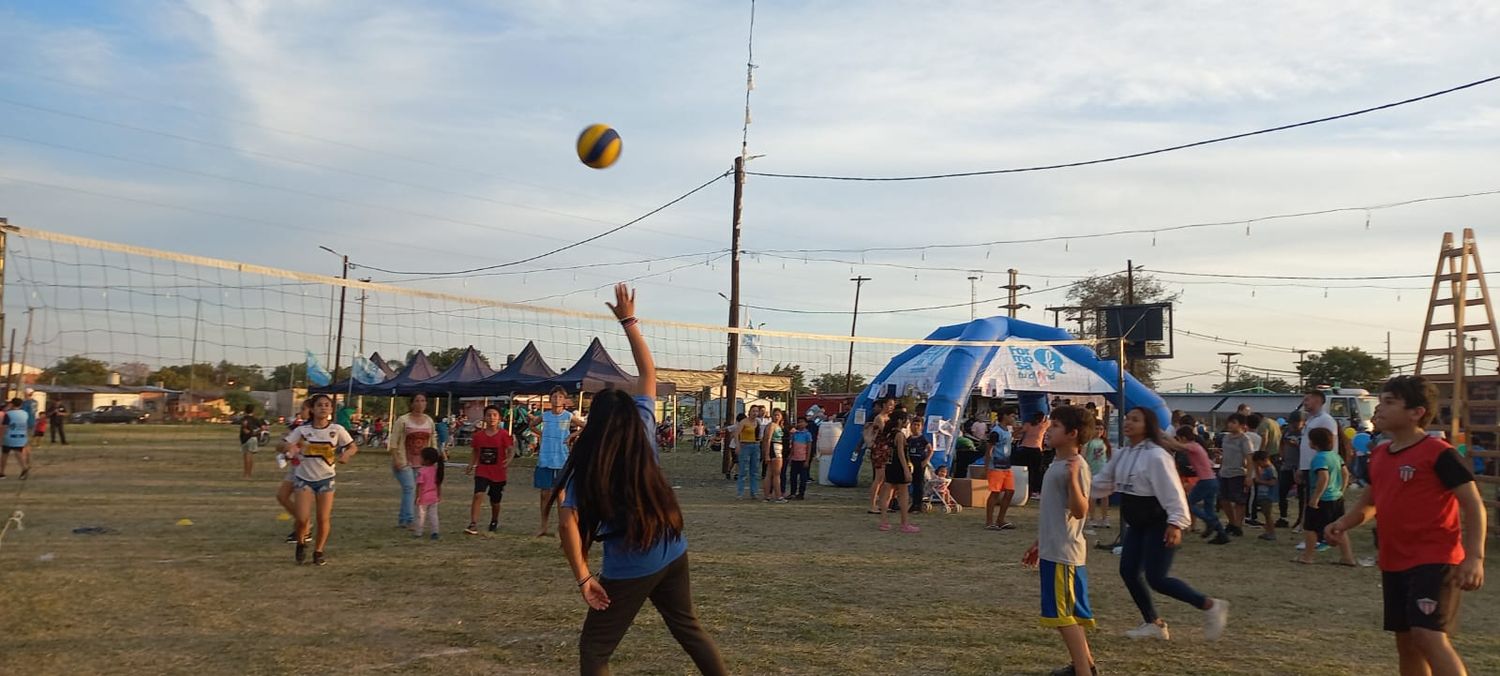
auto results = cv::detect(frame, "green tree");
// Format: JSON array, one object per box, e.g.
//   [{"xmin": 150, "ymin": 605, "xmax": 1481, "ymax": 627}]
[
  {"xmin": 1214, "ymin": 369, "xmax": 1297, "ymax": 393},
  {"xmin": 1299, "ymin": 347, "xmax": 1391, "ymax": 390},
  {"xmin": 426, "ymin": 347, "xmax": 489, "ymax": 373},
  {"xmin": 113, "ymin": 362, "xmax": 152, "ymax": 386},
  {"xmin": 268, "ymin": 362, "xmax": 302, "ymax": 390},
  {"xmin": 150, "ymin": 363, "xmax": 217, "ymax": 391},
  {"xmin": 224, "ymin": 389, "xmax": 255, "ymax": 413},
  {"xmin": 40, "ymin": 356, "xmax": 112, "ymax": 385},
  {"xmin": 1065, "ymin": 269, "xmax": 1181, "ymax": 387},
  {"xmin": 811, "ymin": 372, "xmax": 867, "ymax": 394},
  {"xmin": 771, "ymin": 363, "xmax": 810, "ymax": 394}
]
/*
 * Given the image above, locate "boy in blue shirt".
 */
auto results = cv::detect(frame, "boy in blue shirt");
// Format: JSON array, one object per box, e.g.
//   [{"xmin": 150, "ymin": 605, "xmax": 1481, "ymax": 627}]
[
  {"xmin": 985, "ymin": 407, "xmax": 1018, "ymax": 531},
  {"xmin": 1297, "ymin": 428, "xmax": 1355, "ymax": 565},
  {"xmin": 1, "ymin": 398, "xmax": 32, "ymax": 479},
  {"xmin": 1251, "ymin": 451, "xmax": 1279, "ymax": 541}
]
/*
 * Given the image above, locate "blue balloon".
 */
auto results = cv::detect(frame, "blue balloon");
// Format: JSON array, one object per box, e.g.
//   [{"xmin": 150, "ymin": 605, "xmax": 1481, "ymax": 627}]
[
  {"xmin": 1353, "ymin": 432, "xmax": 1372, "ymax": 454},
  {"xmin": 1276, "ymin": 418, "xmax": 1287, "ymax": 427}
]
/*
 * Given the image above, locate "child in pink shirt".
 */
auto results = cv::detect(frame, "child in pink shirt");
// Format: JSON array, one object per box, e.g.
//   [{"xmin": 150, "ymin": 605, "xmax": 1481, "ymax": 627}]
[{"xmin": 415, "ymin": 446, "xmax": 444, "ymax": 540}]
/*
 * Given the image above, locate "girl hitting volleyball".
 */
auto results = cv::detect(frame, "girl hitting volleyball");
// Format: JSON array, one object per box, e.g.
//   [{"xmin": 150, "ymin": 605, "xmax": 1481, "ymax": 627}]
[{"xmin": 549, "ymin": 284, "xmax": 726, "ymax": 676}]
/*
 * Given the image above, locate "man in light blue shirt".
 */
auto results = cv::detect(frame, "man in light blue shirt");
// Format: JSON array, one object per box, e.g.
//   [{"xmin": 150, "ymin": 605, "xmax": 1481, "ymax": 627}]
[{"xmin": 531, "ymin": 386, "xmax": 580, "ymax": 537}]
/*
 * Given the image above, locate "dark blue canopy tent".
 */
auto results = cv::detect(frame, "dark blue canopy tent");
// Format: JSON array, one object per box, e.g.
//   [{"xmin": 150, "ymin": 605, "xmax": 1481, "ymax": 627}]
[
  {"xmin": 370, "ymin": 351, "xmax": 440, "ymax": 397},
  {"xmin": 544, "ymin": 338, "xmax": 634, "ymax": 393},
  {"xmin": 453, "ymin": 341, "xmax": 558, "ymax": 397},
  {"xmin": 421, "ymin": 346, "xmax": 496, "ymax": 392}
]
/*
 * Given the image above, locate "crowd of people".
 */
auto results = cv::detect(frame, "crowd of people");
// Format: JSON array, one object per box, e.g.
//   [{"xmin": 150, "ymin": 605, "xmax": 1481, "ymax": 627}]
[{"xmin": 256, "ymin": 282, "xmax": 1487, "ymax": 675}]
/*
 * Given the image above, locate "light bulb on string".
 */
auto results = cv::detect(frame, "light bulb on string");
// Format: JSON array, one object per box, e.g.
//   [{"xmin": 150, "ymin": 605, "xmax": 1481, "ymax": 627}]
[
  {"xmin": 1245, "ymin": 223, "xmax": 1252, "ymax": 236},
  {"xmin": 1064, "ymin": 240, "xmax": 1070, "ymax": 252},
  {"xmin": 1152, "ymin": 235, "xmax": 1157, "ymax": 247},
  {"xmin": 1365, "ymin": 211, "xmax": 1371, "ymax": 230}
]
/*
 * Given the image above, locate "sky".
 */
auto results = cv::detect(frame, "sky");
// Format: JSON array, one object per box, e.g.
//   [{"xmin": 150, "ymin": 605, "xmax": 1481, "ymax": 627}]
[{"xmin": 1, "ymin": 0, "xmax": 1499, "ymax": 391}]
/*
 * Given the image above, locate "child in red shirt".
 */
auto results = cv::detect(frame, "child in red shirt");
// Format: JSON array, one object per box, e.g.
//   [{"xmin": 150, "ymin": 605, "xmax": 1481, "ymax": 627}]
[
  {"xmin": 465, "ymin": 405, "xmax": 515, "ymax": 535},
  {"xmin": 1328, "ymin": 376, "xmax": 1485, "ymax": 675}
]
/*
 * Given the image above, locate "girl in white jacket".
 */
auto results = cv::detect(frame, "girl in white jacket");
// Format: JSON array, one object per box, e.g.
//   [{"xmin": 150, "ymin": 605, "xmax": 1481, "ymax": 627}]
[{"xmin": 1093, "ymin": 407, "xmax": 1229, "ymax": 642}]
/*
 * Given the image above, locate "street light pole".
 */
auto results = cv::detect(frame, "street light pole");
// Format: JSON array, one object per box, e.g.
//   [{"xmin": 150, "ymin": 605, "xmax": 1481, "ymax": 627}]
[
  {"xmin": 846, "ymin": 276, "xmax": 871, "ymax": 393},
  {"xmin": 319, "ymin": 246, "xmax": 350, "ymax": 402}
]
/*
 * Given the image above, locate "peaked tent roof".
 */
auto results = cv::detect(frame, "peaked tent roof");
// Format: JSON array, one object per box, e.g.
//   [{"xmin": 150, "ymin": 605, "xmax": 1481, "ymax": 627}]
[
  {"xmin": 453, "ymin": 341, "xmax": 557, "ymax": 396},
  {"xmin": 371, "ymin": 350, "xmax": 440, "ymax": 396},
  {"xmin": 368, "ymin": 352, "xmax": 398, "ymax": 380},
  {"xmin": 541, "ymin": 338, "xmax": 634, "ymax": 394},
  {"xmin": 421, "ymin": 346, "xmax": 496, "ymax": 392}
]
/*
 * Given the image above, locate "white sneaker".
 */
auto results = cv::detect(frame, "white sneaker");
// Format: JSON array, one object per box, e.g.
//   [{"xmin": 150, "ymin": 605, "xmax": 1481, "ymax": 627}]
[
  {"xmin": 1083, "ymin": 528, "xmax": 1097, "ymax": 536},
  {"xmin": 1204, "ymin": 598, "xmax": 1229, "ymax": 641},
  {"xmin": 1295, "ymin": 541, "xmax": 1306, "ymax": 551},
  {"xmin": 1125, "ymin": 621, "xmax": 1170, "ymax": 640}
]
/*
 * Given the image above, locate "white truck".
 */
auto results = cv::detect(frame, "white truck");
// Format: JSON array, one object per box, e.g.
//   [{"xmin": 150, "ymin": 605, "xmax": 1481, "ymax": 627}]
[{"xmin": 1159, "ymin": 388, "xmax": 1377, "ymax": 432}]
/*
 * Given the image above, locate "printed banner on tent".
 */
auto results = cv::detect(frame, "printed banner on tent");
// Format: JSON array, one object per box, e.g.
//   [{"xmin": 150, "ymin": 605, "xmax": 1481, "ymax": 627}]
[
  {"xmin": 977, "ymin": 346, "xmax": 1115, "ymax": 395},
  {"xmin": 870, "ymin": 345, "xmax": 954, "ymax": 396}
]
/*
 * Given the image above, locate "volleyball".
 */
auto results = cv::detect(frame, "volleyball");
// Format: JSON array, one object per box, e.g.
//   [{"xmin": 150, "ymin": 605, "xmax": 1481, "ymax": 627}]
[{"xmin": 576, "ymin": 124, "xmax": 622, "ymax": 169}]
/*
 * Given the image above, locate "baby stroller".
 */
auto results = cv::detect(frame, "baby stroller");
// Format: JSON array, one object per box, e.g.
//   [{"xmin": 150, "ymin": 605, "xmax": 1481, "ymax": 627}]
[{"xmin": 925, "ymin": 466, "xmax": 962, "ymax": 513}]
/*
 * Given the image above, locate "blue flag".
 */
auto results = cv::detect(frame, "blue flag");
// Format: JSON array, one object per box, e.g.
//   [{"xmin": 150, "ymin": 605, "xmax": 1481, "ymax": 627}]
[
  {"xmin": 352, "ymin": 356, "xmax": 383, "ymax": 385},
  {"xmin": 306, "ymin": 350, "xmax": 331, "ymax": 387}
]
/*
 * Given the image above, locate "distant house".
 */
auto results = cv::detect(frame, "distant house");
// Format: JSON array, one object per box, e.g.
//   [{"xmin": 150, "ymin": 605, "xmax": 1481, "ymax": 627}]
[
  {"xmin": 28, "ymin": 384, "xmax": 178, "ymax": 419},
  {"xmin": 0, "ymin": 362, "xmax": 43, "ymax": 385}
]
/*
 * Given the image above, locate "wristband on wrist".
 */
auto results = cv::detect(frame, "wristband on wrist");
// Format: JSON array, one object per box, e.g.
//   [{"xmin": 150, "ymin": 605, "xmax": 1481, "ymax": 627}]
[
  {"xmin": 619, "ymin": 317, "xmax": 638, "ymax": 329},
  {"xmin": 578, "ymin": 573, "xmax": 594, "ymax": 587}
]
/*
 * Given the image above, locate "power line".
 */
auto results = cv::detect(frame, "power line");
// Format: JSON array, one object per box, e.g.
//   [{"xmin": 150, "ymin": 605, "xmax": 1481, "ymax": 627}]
[
  {"xmin": 368, "ymin": 249, "xmax": 729, "ymax": 284},
  {"xmin": 740, "ymin": 276, "xmax": 1102, "ymax": 316},
  {"xmin": 0, "ymin": 96, "xmax": 721, "ymax": 246},
  {"xmin": 746, "ymin": 186, "xmax": 1500, "ymax": 256},
  {"xmin": 512, "ymin": 255, "xmax": 728, "ymax": 304},
  {"xmin": 352, "ymin": 170, "xmax": 732, "ymax": 275},
  {"xmin": 745, "ymin": 74, "xmax": 1500, "ymax": 181}
]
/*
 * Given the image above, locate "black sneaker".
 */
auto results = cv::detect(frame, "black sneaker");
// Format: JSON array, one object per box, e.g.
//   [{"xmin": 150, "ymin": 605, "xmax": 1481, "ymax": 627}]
[
  {"xmin": 1201, "ymin": 529, "xmax": 1215, "ymax": 539},
  {"xmin": 1227, "ymin": 526, "xmax": 1244, "ymax": 537},
  {"xmin": 285, "ymin": 531, "xmax": 298, "ymax": 544},
  {"xmin": 312, "ymin": 551, "xmax": 327, "ymax": 566},
  {"xmin": 295, "ymin": 541, "xmax": 307, "ymax": 564},
  {"xmin": 1275, "ymin": 518, "xmax": 1290, "ymax": 528},
  {"xmin": 488, "ymin": 521, "xmax": 498, "ymax": 532},
  {"xmin": 1245, "ymin": 519, "xmax": 1263, "ymax": 528},
  {"xmin": 1208, "ymin": 533, "xmax": 1232, "ymax": 545},
  {"xmin": 1050, "ymin": 663, "xmax": 1099, "ymax": 676}
]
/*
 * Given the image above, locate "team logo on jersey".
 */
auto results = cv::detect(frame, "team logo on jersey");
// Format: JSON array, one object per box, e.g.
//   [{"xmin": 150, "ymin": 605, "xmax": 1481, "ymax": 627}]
[
  {"xmin": 1399, "ymin": 464, "xmax": 1416, "ymax": 482},
  {"xmin": 1417, "ymin": 598, "xmax": 1437, "ymax": 615}
]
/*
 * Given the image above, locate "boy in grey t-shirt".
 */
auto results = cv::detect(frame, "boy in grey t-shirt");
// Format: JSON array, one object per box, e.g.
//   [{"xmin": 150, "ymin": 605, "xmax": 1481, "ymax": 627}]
[
  {"xmin": 1218, "ymin": 413, "xmax": 1255, "ymax": 537},
  {"xmin": 1022, "ymin": 406, "xmax": 1096, "ymax": 676}
]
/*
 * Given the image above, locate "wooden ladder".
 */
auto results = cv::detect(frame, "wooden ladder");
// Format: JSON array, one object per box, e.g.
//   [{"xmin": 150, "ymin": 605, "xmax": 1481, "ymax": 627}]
[{"xmin": 1413, "ymin": 228, "xmax": 1500, "ymax": 526}]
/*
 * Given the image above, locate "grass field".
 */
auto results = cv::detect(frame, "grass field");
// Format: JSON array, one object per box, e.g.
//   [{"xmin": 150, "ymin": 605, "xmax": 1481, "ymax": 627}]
[{"xmin": 0, "ymin": 425, "xmax": 1495, "ymax": 675}]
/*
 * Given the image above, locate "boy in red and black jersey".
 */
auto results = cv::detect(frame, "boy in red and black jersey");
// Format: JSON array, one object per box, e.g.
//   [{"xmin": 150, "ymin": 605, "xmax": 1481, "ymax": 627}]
[
  {"xmin": 1327, "ymin": 375, "xmax": 1485, "ymax": 676},
  {"xmin": 465, "ymin": 405, "xmax": 514, "ymax": 535}
]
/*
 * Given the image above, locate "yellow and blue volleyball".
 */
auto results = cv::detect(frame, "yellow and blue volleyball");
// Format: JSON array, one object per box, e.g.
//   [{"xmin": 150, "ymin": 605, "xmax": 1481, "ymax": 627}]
[{"xmin": 576, "ymin": 124, "xmax": 622, "ymax": 169}]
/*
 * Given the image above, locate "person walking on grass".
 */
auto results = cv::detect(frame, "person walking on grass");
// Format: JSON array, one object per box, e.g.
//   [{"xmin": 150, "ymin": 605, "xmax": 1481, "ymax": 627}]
[
  {"xmin": 1217, "ymin": 413, "xmax": 1256, "ymax": 537},
  {"xmin": 284, "ymin": 394, "xmax": 358, "ymax": 566},
  {"xmin": 1327, "ymin": 376, "xmax": 1485, "ymax": 676},
  {"xmin": 413, "ymin": 446, "xmax": 444, "ymax": 540},
  {"xmin": 0, "ymin": 398, "xmax": 32, "ymax": 480},
  {"xmin": 985, "ymin": 407, "xmax": 1018, "ymax": 531},
  {"xmin": 466, "ymin": 405, "xmax": 514, "ymax": 535},
  {"xmin": 1022, "ymin": 405, "xmax": 1098, "ymax": 676},
  {"xmin": 238, "ymin": 404, "xmax": 266, "ymax": 480},
  {"xmin": 389, "ymin": 393, "xmax": 435, "ymax": 530},
  {"xmin": 1251, "ymin": 451, "xmax": 1279, "ymax": 542},
  {"xmin": 761, "ymin": 409, "xmax": 787, "ymax": 503},
  {"xmin": 864, "ymin": 397, "xmax": 896, "ymax": 513},
  {"xmin": 1295, "ymin": 428, "xmax": 1356, "ymax": 566},
  {"xmin": 46, "ymin": 402, "xmax": 67, "ymax": 445},
  {"xmin": 533, "ymin": 387, "xmax": 581, "ymax": 537},
  {"xmin": 730, "ymin": 413, "xmax": 757, "ymax": 498},
  {"xmin": 275, "ymin": 401, "xmax": 312, "ymax": 543},
  {"xmin": 906, "ymin": 417, "xmax": 932, "ymax": 514},
  {"xmin": 1084, "ymin": 424, "xmax": 1112, "ymax": 531},
  {"xmin": 1176, "ymin": 426, "xmax": 1229, "ymax": 546},
  {"xmin": 553, "ymin": 283, "xmax": 727, "ymax": 676},
  {"xmin": 873, "ymin": 411, "xmax": 919, "ymax": 533},
  {"xmin": 1093, "ymin": 407, "xmax": 1228, "ymax": 642}
]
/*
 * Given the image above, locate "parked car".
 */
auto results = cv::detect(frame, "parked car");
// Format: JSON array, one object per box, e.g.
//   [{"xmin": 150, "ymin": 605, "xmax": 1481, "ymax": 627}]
[{"xmin": 71, "ymin": 405, "xmax": 150, "ymax": 424}]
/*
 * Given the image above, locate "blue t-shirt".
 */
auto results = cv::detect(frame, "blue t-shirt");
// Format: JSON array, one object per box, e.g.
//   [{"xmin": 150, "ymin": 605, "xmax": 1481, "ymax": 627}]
[
  {"xmin": 1309, "ymin": 451, "xmax": 1344, "ymax": 502},
  {"xmin": 564, "ymin": 395, "xmax": 687, "ymax": 580},
  {"xmin": 989, "ymin": 427, "xmax": 1013, "ymax": 469},
  {"xmin": 539, "ymin": 410, "xmax": 574, "ymax": 469},
  {"xmin": 1254, "ymin": 466, "xmax": 1278, "ymax": 502},
  {"xmin": 434, "ymin": 420, "xmax": 450, "ymax": 444},
  {"xmin": 4, "ymin": 409, "xmax": 29, "ymax": 447},
  {"xmin": 792, "ymin": 430, "xmax": 813, "ymax": 447}
]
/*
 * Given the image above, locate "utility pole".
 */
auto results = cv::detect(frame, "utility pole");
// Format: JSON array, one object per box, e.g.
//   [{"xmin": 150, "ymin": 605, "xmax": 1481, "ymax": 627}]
[
  {"xmin": 187, "ymin": 298, "xmax": 201, "ymax": 420},
  {"xmin": 846, "ymin": 276, "xmax": 871, "ymax": 393},
  {"xmin": 1126, "ymin": 259, "xmax": 1136, "ymax": 305},
  {"xmin": 1295, "ymin": 349, "xmax": 1311, "ymax": 389},
  {"xmin": 725, "ymin": 156, "xmax": 745, "ymax": 414},
  {"xmin": 967, "ymin": 275, "xmax": 979, "ymax": 321},
  {"xmin": 13, "ymin": 308, "xmax": 33, "ymax": 398},
  {"xmin": 356, "ymin": 278, "xmax": 370, "ymax": 415},
  {"xmin": 1000, "ymin": 269, "xmax": 1030, "ymax": 317},
  {"xmin": 1218, "ymin": 351, "xmax": 1240, "ymax": 391},
  {"xmin": 0, "ymin": 219, "xmax": 8, "ymax": 399},
  {"xmin": 319, "ymin": 246, "xmax": 350, "ymax": 403}
]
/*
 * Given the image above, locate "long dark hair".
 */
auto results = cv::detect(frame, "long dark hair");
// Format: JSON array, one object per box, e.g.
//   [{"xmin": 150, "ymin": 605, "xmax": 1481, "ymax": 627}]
[
  {"xmin": 1128, "ymin": 406, "xmax": 1177, "ymax": 450},
  {"xmin": 420, "ymin": 446, "xmax": 444, "ymax": 485},
  {"xmin": 879, "ymin": 411, "xmax": 911, "ymax": 448},
  {"xmin": 546, "ymin": 388, "xmax": 683, "ymax": 551}
]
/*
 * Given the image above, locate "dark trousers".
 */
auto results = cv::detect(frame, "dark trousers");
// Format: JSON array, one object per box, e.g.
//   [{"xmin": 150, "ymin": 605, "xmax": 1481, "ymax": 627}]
[
  {"xmin": 1013, "ymin": 446, "xmax": 1044, "ymax": 496},
  {"xmin": 954, "ymin": 448, "xmax": 983, "ymax": 478},
  {"xmin": 909, "ymin": 461, "xmax": 927, "ymax": 509},
  {"xmin": 788, "ymin": 460, "xmax": 810, "ymax": 497},
  {"xmin": 1277, "ymin": 468, "xmax": 1297, "ymax": 519},
  {"xmin": 580, "ymin": 553, "xmax": 726, "ymax": 676},
  {"xmin": 720, "ymin": 445, "xmax": 736, "ymax": 478},
  {"xmin": 50, "ymin": 419, "xmax": 66, "ymax": 444},
  {"xmin": 780, "ymin": 453, "xmax": 791, "ymax": 492},
  {"xmin": 1119, "ymin": 522, "xmax": 1208, "ymax": 624}
]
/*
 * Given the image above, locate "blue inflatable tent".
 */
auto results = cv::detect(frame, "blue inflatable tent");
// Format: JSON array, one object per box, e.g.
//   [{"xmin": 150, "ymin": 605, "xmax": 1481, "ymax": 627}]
[{"xmin": 827, "ymin": 316, "xmax": 1172, "ymax": 487}]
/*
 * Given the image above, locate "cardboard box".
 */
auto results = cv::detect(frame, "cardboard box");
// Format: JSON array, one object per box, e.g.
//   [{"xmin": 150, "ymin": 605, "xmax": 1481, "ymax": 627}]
[
  {"xmin": 968, "ymin": 463, "xmax": 988, "ymax": 480},
  {"xmin": 947, "ymin": 478, "xmax": 990, "ymax": 508}
]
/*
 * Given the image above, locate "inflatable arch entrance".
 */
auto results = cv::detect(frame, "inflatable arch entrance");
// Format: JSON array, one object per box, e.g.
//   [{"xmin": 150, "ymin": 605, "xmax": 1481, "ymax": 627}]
[{"xmin": 828, "ymin": 316, "xmax": 1172, "ymax": 487}]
